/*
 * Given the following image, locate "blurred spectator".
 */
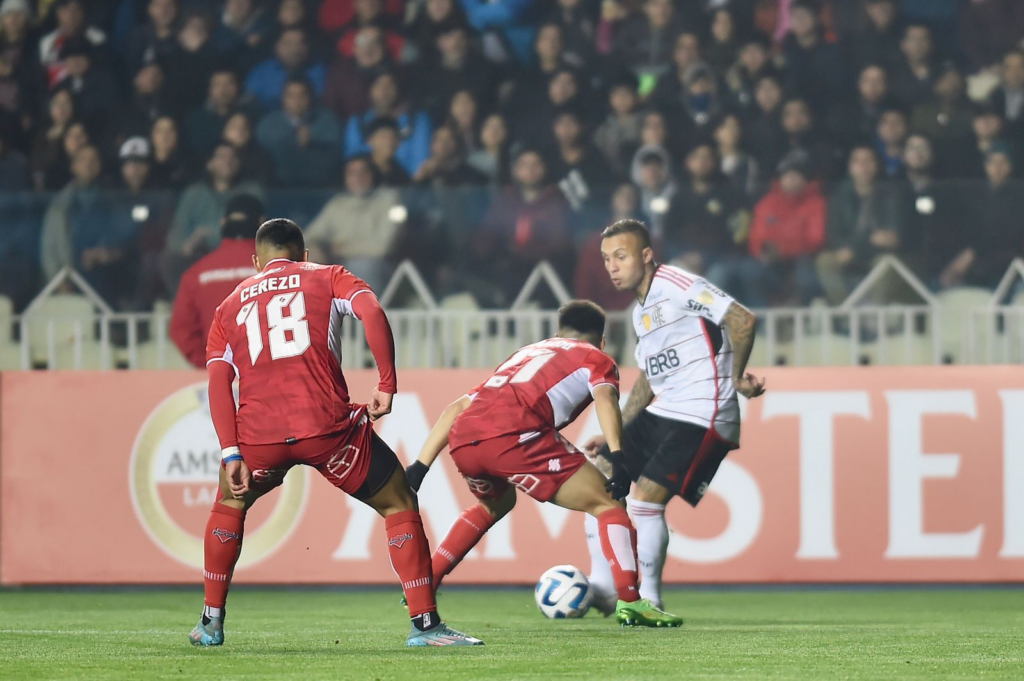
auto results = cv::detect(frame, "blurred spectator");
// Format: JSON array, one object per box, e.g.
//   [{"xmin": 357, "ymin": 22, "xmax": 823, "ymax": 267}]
[
  {"xmin": 666, "ymin": 143, "xmax": 748, "ymax": 274},
  {"xmin": 414, "ymin": 125, "xmax": 486, "ymax": 187},
  {"xmin": 0, "ymin": 0, "xmax": 41, "ymax": 137},
  {"xmin": 638, "ymin": 109, "xmax": 672, "ymax": 157},
  {"xmin": 987, "ymin": 50, "xmax": 1024, "ymax": 142},
  {"xmin": 817, "ymin": 146, "xmax": 910, "ymax": 305},
  {"xmin": 890, "ymin": 24, "xmax": 934, "ymax": 110},
  {"xmin": 332, "ymin": 0, "xmax": 407, "ymax": 62},
  {"xmin": 649, "ymin": 32, "xmax": 702, "ymax": 111},
  {"xmin": 417, "ymin": 22, "xmax": 496, "ymax": 125},
  {"xmin": 114, "ymin": 136, "xmax": 176, "ymax": 308},
  {"xmin": 319, "ymin": 0, "xmax": 405, "ymax": 34},
  {"xmin": 780, "ymin": 0, "xmax": 845, "ymax": 112},
  {"xmin": 849, "ymin": 0, "xmax": 901, "ymax": 71},
  {"xmin": 901, "ymin": 134, "xmax": 964, "ymax": 286},
  {"xmin": 545, "ymin": 0, "xmax": 597, "ymax": 68},
  {"xmin": 631, "ymin": 144, "xmax": 676, "ymax": 237},
  {"xmin": 474, "ymin": 148, "xmax": 572, "ymax": 303},
  {"xmin": 594, "ymin": 72, "xmax": 642, "ymax": 179},
  {"xmin": 723, "ymin": 36, "xmax": 772, "ymax": 113},
  {"xmin": 774, "ymin": 97, "xmax": 840, "ymax": 182},
  {"xmin": 183, "ymin": 69, "xmax": 253, "ymax": 162},
  {"xmin": 305, "ymin": 155, "xmax": 404, "ymax": 291},
  {"xmin": 245, "ymin": 27, "xmax": 326, "ymax": 109},
  {"xmin": 126, "ymin": 0, "xmax": 179, "ymax": 77},
  {"xmin": 746, "ymin": 72, "xmax": 784, "ymax": 170},
  {"xmin": 613, "ymin": 0, "xmax": 683, "ymax": 79},
  {"xmin": 0, "ymin": 128, "xmax": 28, "ymax": 190},
  {"xmin": 41, "ymin": 144, "xmax": 140, "ymax": 306},
  {"xmin": 345, "ymin": 70, "xmax": 432, "ymax": 175},
  {"xmin": 910, "ymin": 62, "xmax": 974, "ymax": 154},
  {"xmin": 705, "ymin": 9, "xmax": 740, "ymax": 74},
  {"xmin": 459, "ymin": 0, "xmax": 538, "ymax": 65},
  {"xmin": 514, "ymin": 67, "xmax": 587, "ymax": 146},
  {"xmin": 467, "ymin": 112, "xmax": 509, "ymax": 184},
  {"xmin": 549, "ymin": 108, "xmax": 612, "ymax": 214},
  {"xmin": 161, "ymin": 143, "xmax": 263, "ymax": 292},
  {"xmin": 445, "ymin": 89, "xmax": 480, "ymax": 155},
  {"xmin": 408, "ymin": 0, "xmax": 467, "ymax": 59},
  {"xmin": 149, "ymin": 115, "xmax": 190, "ymax": 189},
  {"xmin": 962, "ymin": 0, "xmax": 1024, "ymax": 72},
  {"xmin": 163, "ymin": 9, "xmax": 218, "ymax": 117},
  {"xmin": 943, "ymin": 145, "xmax": 1024, "ymax": 289},
  {"xmin": 714, "ymin": 114, "xmax": 759, "ymax": 197},
  {"xmin": 717, "ymin": 150, "xmax": 824, "ymax": 307},
  {"xmin": 39, "ymin": 0, "xmax": 106, "ymax": 87},
  {"xmin": 364, "ymin": 117, "xmax": 412, "ymax": 186},
  {"xmin": 277, "ymin": 0, "xmax": 313, "ymax": 33},
  {"xmin": 573, "ymin": 182, "xmax": 640, "ymax": 311},
  {"xmin": 121, "ymin": 62, "xmax": 166, "ymax": 137},
  {"xmin": 830, "ymin": 63, "xmax": 891, "ymax": 152},
  {"xmin": 170, "ymin": 193, "xmax": 262, "ymax": 367},
  {"xmin": 222, "ymin": 110, "xmax": 274, "ymax": 186},
  {"xmin": 213, "ymin": 0, "xmax": 273, "ymax": 68},
  {"xmin": 256, "ymin": 76, "xmax": 343, "ymax": 187},
  {"xmin": 518, "ymin": 22, "xmax": 574, "ymax": 92},
  {"xmin": 55, "ymin": 37, "xmax": 120, "ymax": 142},
  {"xmin": 324, "ymin": 26, "xmax": 392, "ymax": 119},
  {"xmin": 30, "ymin": 87, "xmax": 76, "ymax": 190},
  {"xmin": 964, "ymin": 105, "xmax": 1012, "ymax": 179},
  {"xmin": 876, "ymin": 108, "xmax": 908, "ymax": 177}
]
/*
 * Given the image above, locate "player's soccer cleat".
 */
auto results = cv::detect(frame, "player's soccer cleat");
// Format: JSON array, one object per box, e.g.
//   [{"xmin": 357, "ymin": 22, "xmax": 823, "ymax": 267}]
[
  {"xmin": 406, "ymin": 622, "xmax": 484, "ymax": 647},
  {"xmin": 189, "ymin": 616, "xmax": 225, "ymax": 646},
  {"xmin": 615, "ymin": 599, "xmax": 683, "ymax": 628}
]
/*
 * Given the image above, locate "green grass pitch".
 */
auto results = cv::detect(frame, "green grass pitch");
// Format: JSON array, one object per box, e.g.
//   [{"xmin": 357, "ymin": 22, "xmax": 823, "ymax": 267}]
[{"xmin": 1, "ymin": 588, "xmax": 1022, "ymax": 679}]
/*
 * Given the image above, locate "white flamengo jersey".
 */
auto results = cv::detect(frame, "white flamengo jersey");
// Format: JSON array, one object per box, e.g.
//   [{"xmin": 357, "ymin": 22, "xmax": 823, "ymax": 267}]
[{"xmin": 631, "ymin": 264, "xmax": 740, "ymax": 444}]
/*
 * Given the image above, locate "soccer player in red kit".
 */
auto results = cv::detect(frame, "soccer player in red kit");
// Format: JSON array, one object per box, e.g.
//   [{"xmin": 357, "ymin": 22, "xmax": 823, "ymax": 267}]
[
  {"xmin": 404, "ymin": 301, "xmax": 682, "ymax": 627},
  {"xmin": 190, "ymin": 218, "xmax": 482, "ymax": 647}
]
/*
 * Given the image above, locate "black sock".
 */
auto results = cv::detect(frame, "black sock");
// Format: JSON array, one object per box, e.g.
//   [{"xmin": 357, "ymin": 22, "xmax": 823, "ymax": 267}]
[{"xmin": 411, "ymin": 611, "xmax": 439, "ymax": 632}]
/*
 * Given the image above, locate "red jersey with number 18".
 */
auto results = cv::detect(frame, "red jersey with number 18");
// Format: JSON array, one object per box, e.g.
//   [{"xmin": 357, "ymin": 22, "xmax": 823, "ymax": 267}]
[
  {"xmin": 449, "ymin": 337, "xmax": 619, "ymax": 448},
  {"xmin": 206, "ymin": 258, "xmax": 388, "ymax": 445}
]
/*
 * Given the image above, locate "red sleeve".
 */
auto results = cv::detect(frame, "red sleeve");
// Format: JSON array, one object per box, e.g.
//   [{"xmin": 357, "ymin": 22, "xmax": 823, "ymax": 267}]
[
  {"xmin": 169, "ymin": 274, "xmax": 206, "ymax": 368},
  {"xmin": 585, "ymin": 350, "xmax": 619, "ymax": 395},
  {"xmin": 208, "ymin": 360, "xmax": 239, "ymax": 449},
  {"xmin": 351, "ymin": 292, "xmax": 397, "ymax": 394},
  {"xmin": 205, "ymin": 312, "xmax": 234, "ymax": 367}
]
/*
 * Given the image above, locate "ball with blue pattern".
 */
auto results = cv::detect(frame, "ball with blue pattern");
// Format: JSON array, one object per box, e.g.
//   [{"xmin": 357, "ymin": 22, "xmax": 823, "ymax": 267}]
[{"xmin": 534, "ymin": 565, "xmax": 593, "ymax": 619}]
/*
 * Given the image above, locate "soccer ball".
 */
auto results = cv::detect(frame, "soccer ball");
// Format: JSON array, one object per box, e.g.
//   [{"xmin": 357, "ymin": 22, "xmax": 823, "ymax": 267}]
[{"xmin": 534, "ymin": 565, "xmax": 593, "ymax": 619}]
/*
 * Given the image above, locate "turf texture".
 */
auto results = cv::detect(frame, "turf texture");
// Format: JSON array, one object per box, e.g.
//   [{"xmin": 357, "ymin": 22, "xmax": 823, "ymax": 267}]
[{"xmin": 1, "ymin": 588, "xmax": 1022, "ymax": 679}]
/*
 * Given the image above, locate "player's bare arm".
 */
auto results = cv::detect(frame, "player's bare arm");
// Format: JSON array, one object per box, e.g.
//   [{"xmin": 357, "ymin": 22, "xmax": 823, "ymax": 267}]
[
  {"xmin": 207, "ymin": 356, "xmax": 251, "ymax": 501},
  {"xmin": 405, "ymin": 395, "xmax": 472, "ymax": 492},
  {"xmin": 583, "ymin": 373, "xmax": 652, "ymax": 457},
  {"xmin": 721, "ymin": 302, "xmax": 766, "ymax": 399},
  {"xmin": 592, "ymin": 384, "xmax": 631, "ymax": 500},
  {"xmin": 350, "ymin": 292, "xmax": 398, "ymax": 420}
]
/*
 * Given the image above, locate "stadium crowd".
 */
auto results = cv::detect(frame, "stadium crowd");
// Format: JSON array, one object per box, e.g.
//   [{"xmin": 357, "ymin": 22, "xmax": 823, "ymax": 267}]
[{"xmin": 1, "ymin": 0, "xmax": 1024, "ymax": 313}]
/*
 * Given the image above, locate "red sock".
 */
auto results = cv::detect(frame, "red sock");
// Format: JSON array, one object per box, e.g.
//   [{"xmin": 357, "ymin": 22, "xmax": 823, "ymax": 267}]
[
  {"xmin": 598, "ymin": 508, "xmax": 640, "ymax": 602},
  {"xmin": 203, "ymin": 502, "xmax": 245, "ymax": 609},
  {"xmin": 385, "ymin": 510, "xmax": 437, "ymax": 618},
  {"xmin": 432, "ymin": 504, "xmax": 495, "ymax": 589}
]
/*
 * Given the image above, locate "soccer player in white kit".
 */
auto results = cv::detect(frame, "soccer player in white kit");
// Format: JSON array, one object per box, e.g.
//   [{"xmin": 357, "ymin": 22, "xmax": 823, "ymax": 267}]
[{"xmin": 582, "ymin": 219, "xmax": 766, "ymax": 613}]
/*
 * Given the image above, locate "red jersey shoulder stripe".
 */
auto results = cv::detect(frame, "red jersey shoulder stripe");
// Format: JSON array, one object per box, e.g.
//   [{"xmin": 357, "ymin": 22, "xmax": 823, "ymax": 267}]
[
  {"xmin": 655, "ymin": 271, "xmax": 693, "ymax": 291},
  {"xmin": 659, "ymin": 267, "xmax": 694, "ymax": 285}
]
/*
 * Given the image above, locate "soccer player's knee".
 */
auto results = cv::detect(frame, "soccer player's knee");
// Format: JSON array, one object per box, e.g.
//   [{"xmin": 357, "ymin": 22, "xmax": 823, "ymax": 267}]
[{"xmin": 633, "ymin": 477, "xmax": 672, "ymax": 504}]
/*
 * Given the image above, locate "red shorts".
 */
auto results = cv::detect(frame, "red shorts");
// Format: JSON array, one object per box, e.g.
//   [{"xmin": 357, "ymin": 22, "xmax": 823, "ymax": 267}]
[
  {"xmin": 238, "ymin": 406, "xmax": 396, "ymax": 499},
  {"xmin": 449, "ymin": 429, "xmax": 586, "ymax": 502}
]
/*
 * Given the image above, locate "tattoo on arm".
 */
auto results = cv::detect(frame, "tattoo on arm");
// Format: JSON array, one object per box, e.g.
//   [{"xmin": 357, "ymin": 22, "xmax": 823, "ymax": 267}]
[
  {"xmin": 621, "ymin": 372, "xmax": 654, "ymax": 424},
  {"xmin": 722, "ymin": 302, "xmax": 757, "ymax": 379}
]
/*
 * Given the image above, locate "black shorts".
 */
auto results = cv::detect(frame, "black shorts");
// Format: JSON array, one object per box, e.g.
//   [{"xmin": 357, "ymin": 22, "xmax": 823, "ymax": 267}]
[
  {"xmin": 352, "ymin": 431, "xmax": 401, "ymax": 501},
  {"xmin": 600, "ymin": 410, "xmax": 736, "ymax": 507}
]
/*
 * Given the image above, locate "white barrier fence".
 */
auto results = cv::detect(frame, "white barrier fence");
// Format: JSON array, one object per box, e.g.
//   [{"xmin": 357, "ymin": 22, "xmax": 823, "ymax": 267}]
[{"xmin": 6, "ymin": 259, "xmax": 1024, "ymax": 370}]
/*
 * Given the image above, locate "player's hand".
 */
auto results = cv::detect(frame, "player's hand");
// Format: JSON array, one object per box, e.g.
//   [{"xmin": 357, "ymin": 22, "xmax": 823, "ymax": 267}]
[
  {"xmin": 405, "ymin": 461, "xmax": 429, "ymax": 492},
  {"xmin": 736, "ymin": 372, "xmax": 766, "ymax": 399},
  {"xmin": 582, "ymin": 435, "xmax": 607, "ymax": 457},
  {"xmin": 603, "ymin": 450, "xmax": 632, "ymax": 500},
  {"xmin": 225, "ymin": 458, "xmax": 251, "ymax": 499},
  {"xmin": 368, "ymin": 388, "xmax": 394, "ymax": 421}
]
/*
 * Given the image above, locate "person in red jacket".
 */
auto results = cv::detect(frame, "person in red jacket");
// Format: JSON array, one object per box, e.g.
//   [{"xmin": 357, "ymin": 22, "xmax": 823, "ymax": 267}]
[
  {"xmin": 169, "ymin": 193, "xmax": 264, "ymax": 367},
  {"xmin": 711, "ymin": 150, "xmax": 825, "ymax": 307}
]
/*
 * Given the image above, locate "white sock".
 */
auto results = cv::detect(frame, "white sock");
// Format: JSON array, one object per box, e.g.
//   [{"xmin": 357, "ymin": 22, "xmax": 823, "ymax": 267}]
[
  {"xmin": 626, "ymin": 497, "xmax": 668, "ymax": 606},
  {"xmin": 584, "ymin": 513, "xmax": 616, "ymax": 612}
]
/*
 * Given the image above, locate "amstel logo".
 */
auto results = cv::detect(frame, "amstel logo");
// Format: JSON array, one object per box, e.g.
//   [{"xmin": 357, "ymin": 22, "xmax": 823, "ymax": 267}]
[{"xmin": 129, "ymin": 383, "xmax": 306, "ymax": 569}]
